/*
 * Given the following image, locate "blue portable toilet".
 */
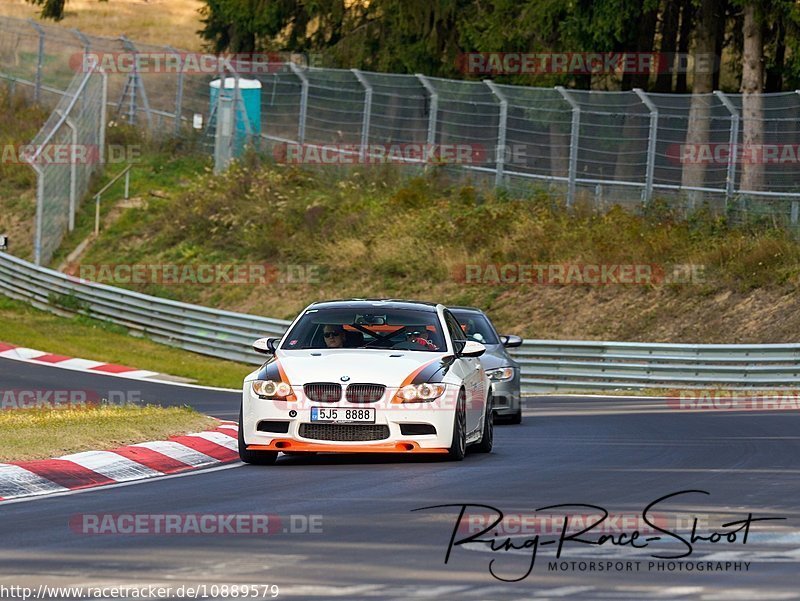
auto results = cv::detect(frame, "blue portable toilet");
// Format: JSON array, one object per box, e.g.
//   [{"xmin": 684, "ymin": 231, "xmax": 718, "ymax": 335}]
[{"xmin": 209, "ymin": 77, "xmax": 262, "ymax": 155}]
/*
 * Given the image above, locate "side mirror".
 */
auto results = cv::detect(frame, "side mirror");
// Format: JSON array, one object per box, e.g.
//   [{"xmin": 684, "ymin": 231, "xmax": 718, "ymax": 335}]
[
  {"xmin": 253, "ymin": 337, "xmax": 278, "ymax": 355},
  {"xmin": 500, "ymin": 334, "xmax": 523, "ymax": 348},
  {"xmin": 458, "ymin": 340, "xmax": 486, "ymax": 358}
]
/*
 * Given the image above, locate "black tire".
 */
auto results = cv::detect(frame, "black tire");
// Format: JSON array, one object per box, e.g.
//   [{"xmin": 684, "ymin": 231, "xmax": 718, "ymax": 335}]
[
  {"xmin": 446, "ymin": 389, "xmax": 467, "ymax": 461},
  {"xmin": 238, "ymin": 406, "xmax": 278, "ymax": 465},
  {"xmin": 473, "ymin": 394, "xmax": 493, "ymax": 453}
]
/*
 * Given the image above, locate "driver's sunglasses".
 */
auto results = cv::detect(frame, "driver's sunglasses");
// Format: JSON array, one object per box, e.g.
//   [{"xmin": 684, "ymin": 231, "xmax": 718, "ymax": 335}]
[{"xmin": 324, "ymin": 331, "xmax": 343, "ymax": 338}]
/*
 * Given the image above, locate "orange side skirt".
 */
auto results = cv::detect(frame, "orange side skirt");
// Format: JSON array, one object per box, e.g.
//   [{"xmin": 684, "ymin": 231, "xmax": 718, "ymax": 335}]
[{"xmin": 248, "ymin": 440, "xmax": 449, "ymax": 454}]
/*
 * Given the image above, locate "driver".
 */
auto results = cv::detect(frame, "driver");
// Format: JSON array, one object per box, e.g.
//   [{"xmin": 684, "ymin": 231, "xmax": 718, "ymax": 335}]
[{"xmin": 323, "ymin": 325, "xmax": 346, "ymax": 348}]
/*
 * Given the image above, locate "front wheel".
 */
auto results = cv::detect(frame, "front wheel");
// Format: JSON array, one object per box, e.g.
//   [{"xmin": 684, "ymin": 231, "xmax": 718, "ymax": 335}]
[
  {"xmin": 238, "ymin": 406, "xmax": 278, "ymax": 465},
  {"xmin": 446, "ymin": 390, "xmax": 467, "ymax": 461}
]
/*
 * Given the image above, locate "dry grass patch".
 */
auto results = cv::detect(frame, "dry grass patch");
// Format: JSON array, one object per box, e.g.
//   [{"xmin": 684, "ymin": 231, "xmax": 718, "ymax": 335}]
[
  {"xmin": 0, "ymin": 405, "xmax": 217, "ymax": 461},
  {"xmin": 0, "ymin": 0, "xmax": 206, "ymax": 50}
]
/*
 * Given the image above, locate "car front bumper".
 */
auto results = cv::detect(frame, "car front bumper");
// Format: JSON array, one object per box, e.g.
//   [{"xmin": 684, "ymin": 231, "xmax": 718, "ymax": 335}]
[
  {"xmin": 490, "ymin": 377, "xmax": 521, "ymax": 416},
  {"xmin": 241, "ymin": 384, "xmax": 458, "ymax": 453}
]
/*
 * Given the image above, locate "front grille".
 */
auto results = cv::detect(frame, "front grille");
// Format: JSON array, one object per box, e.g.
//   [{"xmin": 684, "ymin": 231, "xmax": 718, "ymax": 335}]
[
  {"xmin": 345, "ymin": 384, "xmax": 386, "ymax": 403},
  {"xmin": 299, "ymin": 423, "xmax": 390, "ymax": 442},
  {"xmin": 304, "ymin": 383, "xmax": 342, "ymax": 403}
]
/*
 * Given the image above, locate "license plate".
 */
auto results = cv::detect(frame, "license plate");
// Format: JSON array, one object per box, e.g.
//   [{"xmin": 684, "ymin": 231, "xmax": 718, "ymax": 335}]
[{"xmin": 310, "ymin": 407, "xmax": 376, "ymax": 423}]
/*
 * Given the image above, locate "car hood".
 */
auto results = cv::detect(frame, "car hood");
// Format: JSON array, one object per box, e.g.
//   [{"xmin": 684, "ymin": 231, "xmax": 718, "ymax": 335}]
[{"xmin": 272, "ymin": 349, "xmax": 447, "ymax": 387}]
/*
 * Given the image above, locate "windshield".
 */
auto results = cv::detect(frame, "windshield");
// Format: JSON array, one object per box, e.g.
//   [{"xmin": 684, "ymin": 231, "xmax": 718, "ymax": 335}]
[
  {"xmin": 281, "ymin": 307, "xmax": 446, "ymax": 352},
  {"xmin": 450, "ymin": 311, "xmax": 500, "ymax": 345}
]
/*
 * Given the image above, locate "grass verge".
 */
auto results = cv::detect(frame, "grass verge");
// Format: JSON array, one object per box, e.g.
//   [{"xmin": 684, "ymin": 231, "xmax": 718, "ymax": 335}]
[
  {"xmin": 0, "ymin": 405, "xmax": 217, "ymax": 462},
  {"xmin": 0, "ymin": 295, "xmax": 253, "ymax": 389}
]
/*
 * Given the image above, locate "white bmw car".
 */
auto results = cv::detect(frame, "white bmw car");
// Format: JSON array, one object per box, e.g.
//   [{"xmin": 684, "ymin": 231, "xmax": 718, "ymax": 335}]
[{"xmin": 239, "ymin": 299, "xmax": 493, "ymax": 464}]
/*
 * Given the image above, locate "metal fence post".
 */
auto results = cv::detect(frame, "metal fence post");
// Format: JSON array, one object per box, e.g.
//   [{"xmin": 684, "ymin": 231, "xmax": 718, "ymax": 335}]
[
  {"xmin": 99, "ymin": 69, "xmax": 108, "ymax": 166},
  {"xmin": 633, "ymin": 88, "xmax": 658, "ymax": 205},
  {"xmin": 167, "ymin": 46, "xmax": 184, "ymax": 135},
  {"xmin": 120, "ymin": 36, "xmax": 153, "ymax": 129},
  {"xmin": 352, "ymin": 69, "xmax": 373, "ymax": 162},
  {"xmin": 32, "ymin": 167, "xmax": 44, "ymax": 266},
  {"xmin": 54, "ymin": 110, "xmax": 79, "ymax": 232},
  {"xmin": 213, "ymin": 95, "xmax": 234, "ymax": 173},
  {"xmin": 28, "ymin": 20, "xmax": 44, "ymax": 103},
  {"xmin": 289, "ymin": 63, "xmax": 308, "ymax": 144},
  {"xmin": 72, "ymin": 28, "xmax": 91, "ymax": 55},
  {"xmin": 556, "ymin": 86, "xmax": 580, "ymax": 208},
  {"xmin": 714, "ymin": 91, "xmax": 740, "ymax": 209},
  {"xmin": 416, "ymin": 74, "xmax": 438, "ymax": 148},
  {"xmin": 484, "ymin": 80, "xmax": 508, "ymax": 188}
]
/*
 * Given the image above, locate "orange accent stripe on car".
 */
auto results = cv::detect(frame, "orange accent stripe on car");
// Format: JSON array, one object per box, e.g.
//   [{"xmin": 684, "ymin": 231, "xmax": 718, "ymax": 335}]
[
  {"xmin": 274, "ymin": 360, "xmax": 298, "ymax": 402},
  {"xmin": 391, "ymin": 359, "xmax": 439, "ymax": 403},
  {"xmin": 248, "ymin": 440, "xmax": 449, "ymax": 454}
]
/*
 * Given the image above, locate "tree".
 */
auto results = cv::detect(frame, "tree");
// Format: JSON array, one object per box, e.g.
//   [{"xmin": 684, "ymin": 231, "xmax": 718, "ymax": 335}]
[
  {"xmin": 26, "ymin": 0, "xmax": 67, "ymax": 21},
  {"xmin": 681, "ymin": 0, "xmax": 724, "ymax": 201},
  {"xmin": 740, "ymin": 1, "xmax": 764, "ymax": 192}
]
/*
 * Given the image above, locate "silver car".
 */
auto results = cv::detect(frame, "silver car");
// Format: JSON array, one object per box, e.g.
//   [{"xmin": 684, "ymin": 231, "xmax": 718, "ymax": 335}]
[{"xmin": 449, "ymin": 307, "xmax": 523, "ymax": 424}]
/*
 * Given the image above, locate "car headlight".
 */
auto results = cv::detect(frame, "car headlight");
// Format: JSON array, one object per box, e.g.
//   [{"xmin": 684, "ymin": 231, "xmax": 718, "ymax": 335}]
[
  {"xmin": 398, "ymin": 383, "xmax": 447, "ymax": 402},
  {"xmin": 251, "ymin": 380, "xmax": 292, "ymax": 399},
  {"xmin": 487, "ymin": 367, "xmax": 515, "ymax": 381}
]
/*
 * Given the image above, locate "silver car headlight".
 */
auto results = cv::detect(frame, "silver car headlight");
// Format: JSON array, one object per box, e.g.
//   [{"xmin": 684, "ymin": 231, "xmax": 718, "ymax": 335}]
[{"xmin": 486, "ymin": 367, "xmax": 515, "ymax": 381}]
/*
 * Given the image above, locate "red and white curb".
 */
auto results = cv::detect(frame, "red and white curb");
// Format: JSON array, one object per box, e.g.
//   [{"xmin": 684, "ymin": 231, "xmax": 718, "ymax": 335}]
[
  {"xmin": 0, "ymin": 421, "xmax": 240, "ymax": 501},
  {"xmin": 0, "ymin": 341, "xmax": 161, "ymax": 380}
]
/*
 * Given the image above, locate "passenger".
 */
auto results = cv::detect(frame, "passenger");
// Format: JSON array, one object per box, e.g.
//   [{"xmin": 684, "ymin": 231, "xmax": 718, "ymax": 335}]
[
  {"xmin": 463, "ymin": 320, "xmax": 485, "ymax": 343},
  {"xmin": 323, "ymin": 325, "xmax": 346, "ymax": 348},
  {"xmin": 408, "ymin": 328, "xmax": 439, "ymax": 351}
]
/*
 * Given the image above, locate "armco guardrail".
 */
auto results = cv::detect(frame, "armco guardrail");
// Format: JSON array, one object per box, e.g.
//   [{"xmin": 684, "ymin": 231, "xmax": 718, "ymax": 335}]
[
  {"xmin": 1, "ymin": 252, "xmax": 798, "ymax": 391},
  {"xmin": 514, "ymin": 340, "xmax": 800, "ymax": 392},
  {"xmin": 0, "ymin": 252, "xmax": 289, "ymax": 365}
]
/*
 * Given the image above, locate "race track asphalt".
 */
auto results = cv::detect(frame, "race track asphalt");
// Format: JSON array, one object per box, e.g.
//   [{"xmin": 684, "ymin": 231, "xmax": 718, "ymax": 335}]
[{"xmin": 1, "ymin": 358, "xmax": 798, "ymax": 600}]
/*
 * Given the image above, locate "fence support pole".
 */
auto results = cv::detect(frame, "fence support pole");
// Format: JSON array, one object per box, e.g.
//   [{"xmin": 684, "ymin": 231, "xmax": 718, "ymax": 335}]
[
  {"xmin": 214, "ymin": 95, "xmax": 234, "ymax": 174},
  {"xmin": 167, "ymin": 46, "xmax": 184, "ymax": 135},
  {"xmin": 352, "ymin": 69, "xmax": 373, "ymax": 163},
  {"xmin": 28, "ymin": 20, "xmax": 44, "ymax": 103},
  {"xmin": 59, "ymin": 113, "xmax": 78, "ymax": 232},
  {"xmin": 416, "ymin": 74, "xmax": 438, "ymax": 148},
  {"xmin": 120, "ymin": 36, "xmax": 153, "ymax": 129},
  {"xmin": 32, "ymin": 166, "xmax": 44, "ymax": 265},
  {"xmin": 484, "ymin": 80, "xmax": 509, "ymax": 188},
  {"xmin": 289, "ymin": 63, "xmax": 308, "ymax": 144},
  {"xmin": 99, "ymin": 69, "xmax": 108, "ymax": 166},
  {"xmin": 714, "ymin": 91, "xmax": 740, "ymax": 211},
  {"xmin": 633, "ymin": 88, "xmax": 658, "ymax": 205},
  {"xmin": 556, "ymin": 86, "xmax": 580, "ymax": 208},
  {"xmin": 72, "ymin": 28, "xmax": 91, "ymax": 56}
]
